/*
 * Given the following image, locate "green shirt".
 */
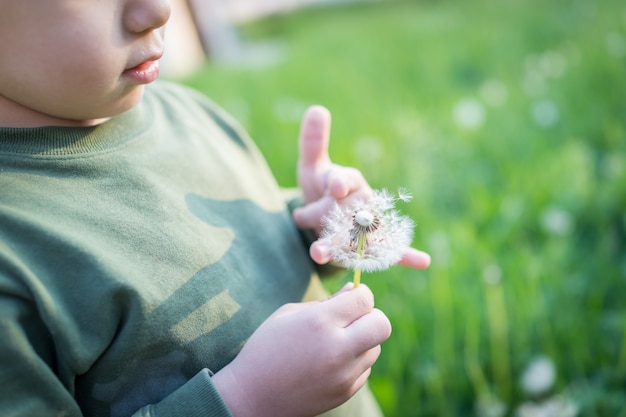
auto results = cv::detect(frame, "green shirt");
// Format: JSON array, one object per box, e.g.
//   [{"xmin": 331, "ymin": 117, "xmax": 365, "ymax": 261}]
[{"xmin": 0, "ymin": 82, "xmax": 313, "ymax": 416}]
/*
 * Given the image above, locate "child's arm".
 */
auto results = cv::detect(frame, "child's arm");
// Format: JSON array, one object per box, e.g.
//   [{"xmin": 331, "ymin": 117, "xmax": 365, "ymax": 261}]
[
  {"xmin": 292, "ymin": 106, "xmax": 431, "ymax": 270},
  {"xmin": 211, "ymin": 283, "xmax": 390, "ymax": 416}
]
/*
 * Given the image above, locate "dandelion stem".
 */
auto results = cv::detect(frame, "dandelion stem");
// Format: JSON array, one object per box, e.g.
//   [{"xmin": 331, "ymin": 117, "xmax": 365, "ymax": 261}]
[
  {"xmin": 353, "ymin": 234, "xmax": 366, "ymax": 287},
  {"xmin": 353, "ymin": 268, "xmax": 362, "ymax": 287}
]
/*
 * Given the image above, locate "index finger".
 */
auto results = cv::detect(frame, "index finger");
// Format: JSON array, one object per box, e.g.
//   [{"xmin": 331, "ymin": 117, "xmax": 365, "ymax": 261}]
[{"xmin": 298, "ymin": 105, "xmax": 332, "ymax": 169}]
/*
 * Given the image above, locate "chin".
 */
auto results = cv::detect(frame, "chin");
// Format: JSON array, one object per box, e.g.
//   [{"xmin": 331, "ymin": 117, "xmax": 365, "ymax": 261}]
[
  {"xmin": 118, "ymin": 86, "xmax": 146, "ymax": 113},
  {"xmin": 93, "ymin": 86, "xmax": 146, "ymax": 122}
]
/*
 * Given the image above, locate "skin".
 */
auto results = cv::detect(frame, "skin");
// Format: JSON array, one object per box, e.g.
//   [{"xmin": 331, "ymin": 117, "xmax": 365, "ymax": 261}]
[
  {"xmin": 213, "ymin": 107, "xmax": 431, "ymax": 416},
  {"xmin": 293, "ymin": 106, "xmax": 432, "ymax": 270},
  {"xmin": 0, "ymin": 0, "xmax": 170, "ymax": 127},
  {"xmin": 0, "ymin": 0, "xmax": 430, "ymax": 414},
  {"xmin": 212, "ymin": 283, "xmax": 391, "ymax": 417}
]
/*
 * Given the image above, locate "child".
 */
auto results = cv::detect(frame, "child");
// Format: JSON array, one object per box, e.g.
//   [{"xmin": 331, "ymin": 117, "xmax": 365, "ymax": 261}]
[{"xmin": 0, "ymin": 1, "xmax": 430, "ymax": 416}]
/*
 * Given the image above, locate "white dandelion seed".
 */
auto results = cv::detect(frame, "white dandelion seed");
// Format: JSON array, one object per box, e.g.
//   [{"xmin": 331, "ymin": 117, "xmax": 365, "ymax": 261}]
[
  {"xmin": 520, "ymin": 355, "xmax": 557, "ymax": 396},
  {"xmin": 453, "ymin": 98, "xmax": 486, "ymax": 130},
  {"xmin": 397, "ymin": 187, "xmax": 413, "ymax": 203},
  {"xmin": 516, "ymin": 396, "xmax": 579, "ymax": 417},
  {"xmin": 476, "ymin": 393, "xmax": 507, "ymax": 417},
  {"xmin": 320, "ymin": 189, "xmax": 415, "ymax": 285}
]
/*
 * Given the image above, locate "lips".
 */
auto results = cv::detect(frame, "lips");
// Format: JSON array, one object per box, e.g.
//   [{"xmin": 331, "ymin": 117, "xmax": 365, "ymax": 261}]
[
  {"xmin": 124, "ymin": 50, "xmax": 163, "ymax": 84},
  {"xmin": 127, "ymin": 47, "xmax": 163, "ymax": 69},
  {"xmin": 123, "ymin": 58, "xmax": 161, "ymax": 84},
  {"xmin": 127, "ymin": 60, "xmax": 157, "ymax": 72}
]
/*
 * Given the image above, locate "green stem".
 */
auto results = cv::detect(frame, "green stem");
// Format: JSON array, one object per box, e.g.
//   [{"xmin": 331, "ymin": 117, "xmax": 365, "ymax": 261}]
[
  {"xmin": 353, "ymin": 268, "xmax": 362, "ymax": 287},
  {"xmin": 485, "ymin": 282, "xmax": 511, "ymax": 402},
  {"xmin": 353, "ymin": 234, "xmax": 366, "ymax": 287}
]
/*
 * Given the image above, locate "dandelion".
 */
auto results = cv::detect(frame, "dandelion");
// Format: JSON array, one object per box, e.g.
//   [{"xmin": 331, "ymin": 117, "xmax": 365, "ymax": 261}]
[
  {"xmin": 520, "ymin": 355, "xmax": 557, "ymax": 396},
  {"xmin": 540, "ymin": 206, "xmax": 574, "ymax": 237},
  {"xmin": 515, "ymin": 396, "xmax": 579, "ymax": 417},
  {"xmin": 453, "ymin": 98, "xmax": 486, "ymax": 130},
  {"xmin": 475, "ymin": 392, "xmax": 507, "ymax": 417},
  {"xmin": 320, "ymin": 188, "xmax": 415, "ymax": 286},
  {"xmin": 530, "ymin": 99, "xmax": 560, "ymax": 128}
]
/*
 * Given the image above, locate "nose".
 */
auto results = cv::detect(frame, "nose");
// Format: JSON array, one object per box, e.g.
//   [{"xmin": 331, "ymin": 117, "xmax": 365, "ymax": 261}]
[{"xmin": 124, "ymin": 0, "xmax": 171, "ymax": 34}]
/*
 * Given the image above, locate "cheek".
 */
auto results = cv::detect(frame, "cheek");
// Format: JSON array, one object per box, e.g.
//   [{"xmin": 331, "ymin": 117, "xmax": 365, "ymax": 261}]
[
  {"xmin": 0, "ymin": 8, "xmax": 135, "ymax": 121},
  {"xmin": 52, "ymin": 33, "xmax": 123, "ymax": 88},
  {"xmin": 2, "ymin": 41, "xmax": 130, "ymax": 121},
  {"xmin": 17, "ymin": 48, "xmax": 119, "ymax": 111},
  {"xmin": 29, "ymin": 16, "xmax": 119, "ymax": 80}
]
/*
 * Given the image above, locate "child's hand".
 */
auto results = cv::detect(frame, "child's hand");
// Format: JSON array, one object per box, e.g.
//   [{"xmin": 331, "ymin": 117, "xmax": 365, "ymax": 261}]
[
  {"xmin": 292, "ymin": 105, "xmax": 373, "ymax": 235},
  {"xmin": 292, "ymin": 105, "xmax": 431, "ymax": 271},
  {"xmin": 211, "ymin": 284, "xmax": 391, "ymax": 417}
]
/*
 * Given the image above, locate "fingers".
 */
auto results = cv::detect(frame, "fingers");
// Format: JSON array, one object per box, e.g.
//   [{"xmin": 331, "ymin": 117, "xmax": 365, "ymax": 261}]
[
  {"xmin": 398, "ymin": 247, "xmax": 432, "ymax": 269},
  {"xmin": 271, "ymin": 301, "xmax": 318, "ymax": 319},
  {"xmin": 309, "ymin": 239, "xmax": 333, "ymax": 265},
  {"xmin": 343, "ymin": 350, "xmax": 379, "ymax": 399},
  {"xmin": 345, "ymin": 308, "xmax": 392, "ymax": 350},
  {"xmin": 293, "ymin": 165, "xmax": 373, "ymax": 230},
  {"xmin": 326, "ymin": 282, "xmax": 355, "ymax": 298},
  {"xmin": 325, "ymin": 166, "xmax": 371, "ymax": 200},
  {"xmin": 292, "ymin": 195, "xmax": 335, "ymax": 232},
  {"xmin": 351, "ymin": 366, "xmax": 373, "ymax": 395},
  {"xmin": 298, "ymin": 105, "xmax": 332, "ymax": 171},
  {"xmin": 319, "ymin": 284, "xmax": 375, "ymax": 328},
  {"xmin": 320, "ymin": 286, "xmax": 389, "ymax": 386},
  {"xmin": 310, "ymin": 240, "xmax": 432, "ymax": 272}
]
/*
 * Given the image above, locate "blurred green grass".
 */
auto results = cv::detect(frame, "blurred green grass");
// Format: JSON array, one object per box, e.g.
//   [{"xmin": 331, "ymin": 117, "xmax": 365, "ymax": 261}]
[{"xmin": 180, "ymin": 0, "xmax": 626, "ymax": 415}]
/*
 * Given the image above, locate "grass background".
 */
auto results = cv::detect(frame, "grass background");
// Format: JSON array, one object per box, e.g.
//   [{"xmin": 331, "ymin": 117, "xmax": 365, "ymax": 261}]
[{"xmin": 178, "ymin": 0, "xmax": 626, "ymax": 415}]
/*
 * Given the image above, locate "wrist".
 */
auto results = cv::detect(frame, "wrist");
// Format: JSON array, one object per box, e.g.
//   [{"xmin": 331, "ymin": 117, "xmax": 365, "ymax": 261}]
[{"xmin": 211, "ymin": 365, "xmax": 255, "ymax": 417}]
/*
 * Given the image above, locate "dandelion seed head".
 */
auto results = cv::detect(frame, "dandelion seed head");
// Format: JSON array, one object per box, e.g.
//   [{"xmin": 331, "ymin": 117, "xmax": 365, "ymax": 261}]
[
  {"xmin": 320, "ymin": 189, "xmax": 415, "ymax": 273},
  {"xmin": 350, "ymin": 210, "xmax": 381, "ymax": 249},
  {"xmin": 354, "ymin": 210, "xmax": 376, "ymax": 228}
]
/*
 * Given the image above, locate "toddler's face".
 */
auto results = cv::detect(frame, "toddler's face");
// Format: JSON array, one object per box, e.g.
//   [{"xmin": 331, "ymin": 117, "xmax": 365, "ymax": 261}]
[{"xmin": 0, "ymin": 0, "xmax": 171, "ymax": 127}]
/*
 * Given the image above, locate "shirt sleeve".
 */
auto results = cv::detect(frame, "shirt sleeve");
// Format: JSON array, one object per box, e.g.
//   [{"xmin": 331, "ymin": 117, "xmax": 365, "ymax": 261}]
[
  {"xmin": 131, "ymin": 370, "xmax": 232, "ymax": 417},
  {"xmin": 0, "ymin": 290, "xmax": 83, "ymax": 416},
  {"xmin": 0, "ymin": 288, "xmax": 232, "ymax": 417}
]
